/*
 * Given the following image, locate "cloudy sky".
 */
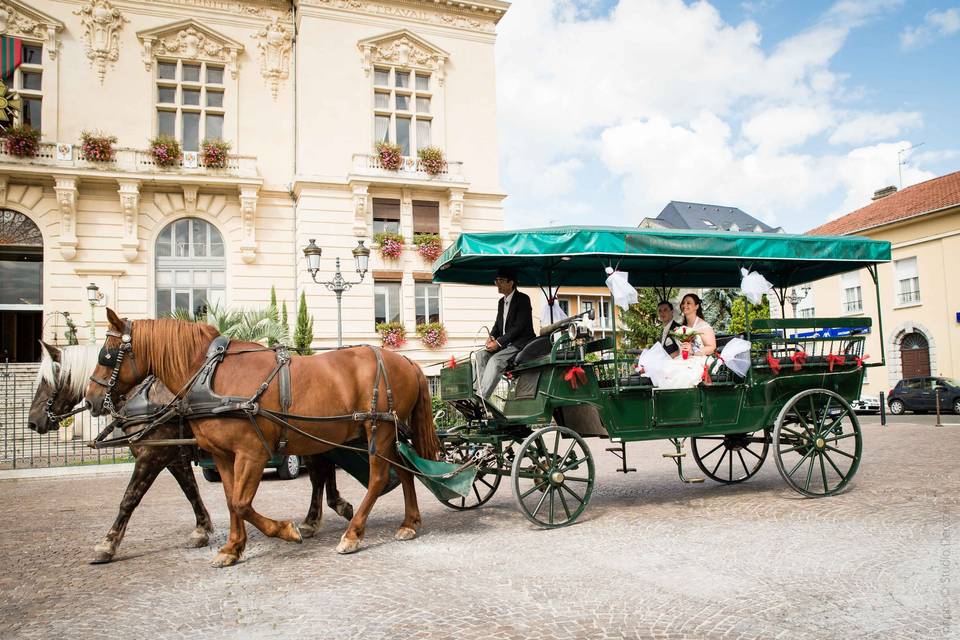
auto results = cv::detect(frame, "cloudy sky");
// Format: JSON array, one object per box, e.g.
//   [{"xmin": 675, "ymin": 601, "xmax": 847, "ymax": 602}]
[{"xmin": 494, "ymin": 0, "xmax": 960, "ymax": 232}]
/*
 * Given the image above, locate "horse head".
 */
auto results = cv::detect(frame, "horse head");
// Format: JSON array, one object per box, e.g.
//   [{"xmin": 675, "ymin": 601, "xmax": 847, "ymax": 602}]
[
  {"xmin": 29, "ymin": 342, "xmax": 99, "ymax": 434},
  {"xmin": 85, "ymin": 308, "xmax": 146, "ymax": 417}
]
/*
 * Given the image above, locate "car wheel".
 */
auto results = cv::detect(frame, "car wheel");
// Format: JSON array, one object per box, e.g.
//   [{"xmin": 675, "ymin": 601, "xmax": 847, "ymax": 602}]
[
  {"xmin": 202, "ymin": 468, "xmax": 221, "ymax": 483},
  {"xmin": 953, "ymin": 398, "xmax": 960, "ymax": 415},
  {"xmin": 889, "ymin": 399, "xmax": 905, "ymax": 415},
  {"xmin": 277, "ymin": 455, "xmax": 301, "ymax": 480}
]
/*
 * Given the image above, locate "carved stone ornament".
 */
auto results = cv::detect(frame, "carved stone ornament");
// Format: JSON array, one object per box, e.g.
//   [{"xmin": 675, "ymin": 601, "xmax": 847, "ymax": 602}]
[
  {"xmin": 53, "ymin": 177, "xmax": 80, "ymax": 260},
  {"xmin": 253, "ymin": 17, "xmax": 293, "ymax": 100},
  {"xmin": 116, "ymin": 179, "xmax": 140, "ymax": 262},
  {"xmin": 74, "ymin": 0, "xmax": 128, "ymax": 84},
  {"xmin": 138, "ymin": 20, "xmax": 244, "ymax": 79},
  {"xmin": 238, "ymin": 184, "xmax": 259, "ymax": 263},
  {"xmin": 0, "ymin": 1, "xmax": 65, "ymax": 59},
  {"xmin": 317, "ymin": 0, "xmax": 497, "ymax": 34},
  {"xmin": 358, "ymin": 30, "xmax": 448, "ymax": 85},
  {"xmin": 447, "ymin": 188, "xmax": 464, "ymax": 237},
  {"xmin": 351, "ymin": 182, "xmax": 370, "ymax": 236}
]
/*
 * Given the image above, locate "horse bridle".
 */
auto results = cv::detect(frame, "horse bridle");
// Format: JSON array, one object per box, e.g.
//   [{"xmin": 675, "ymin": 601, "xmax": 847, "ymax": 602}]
[{"xmin": 89, "ymin": 319, "xmax": 140, "ymax": 417}]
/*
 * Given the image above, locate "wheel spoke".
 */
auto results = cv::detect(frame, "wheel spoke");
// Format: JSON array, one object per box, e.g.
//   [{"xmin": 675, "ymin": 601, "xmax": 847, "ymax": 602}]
[
  {"xmin": 786, "ymin": 448, "xmax": 815, "ymax": 478},
  {"xmin": 822, "ymin": 432, "xmax": 857, "ymax": 444},
  {"xmin": 822, "ymin": 450, "xmax": 848, "ymax": 481},
  {"xmin": 558, "ymin": 440, "xmax": 578, "ymax": 471},
  {"xmin": 802, "ymin": 454, "xmax": 815, "ymax": 492},
  {"xmin": 823, "ymin": 444, "xmax": 856, "ymax": 459},
  {"xmin": 477, "ymin": 476, "xmax": 496, "ymax": 490},
  {"xmin": 519, "ymin": 479, "xmax": 549, "ymax": 500},
  {"xmin": 780, "ymin": 425, "xmax": 809, "ymax": 441},
  {"xmin": 531, "ymin": 484, "xmax": 550, "ymax": 518},
  {"xmin": 563, "ymin": 476, "xmax": 590, "ymax": 482},
  {"xmin": 819, "ymin": 396, "xmax": 833, "ymax": 433},
  {"xmin": 737, "ymin": 450, "xmax": 749, "ymax": 476},
  {"xmin": 779, "ymin": 441, "xmax": 811, "ymax": 455},
  {"xmin": 728, "ymin": 447, "xmax": 733, "ymax": 480},
  {"xmin": 559, "ymin": 482, "xmax": 586, "ymax": 505},
  {"xmin": 557, "ymin": 486, "xmax": 572, "ymax": 519},
  {"xmin": 820, "ymin": 409, "xmax": 849, "ymax": 436},
  {"xmin": 743, "ymin": 444, "xmax": 764, "ymax": 461},
  {"xmin": 548, "ymin": 488, "xmax": 555, "ymax": 525},
  {"xmin": 711, "ymin": 448, "xmax": 728, "ymax": 476},
  {"xmin": 553, "ymin": 430, "xmax": 561, "ymax": 458},
  {"xmin": 700, "ymin": 441, "xmax": 726, "ymax": 460},
  {"xmin": 473, "ymin": 483, "xmax": 482, "ymax": 503},
  {"xmin": 819, "ymin": 452, "xmax": 829, "ymax": 493}
]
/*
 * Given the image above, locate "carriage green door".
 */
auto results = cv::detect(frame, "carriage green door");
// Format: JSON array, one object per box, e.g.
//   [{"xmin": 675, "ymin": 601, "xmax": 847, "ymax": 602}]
[
  {"xmin": 0, "ymin": 211, "xmax": 42, "ymax": 362},
  {"xmin": 155, "ymin": 218, "xmax": 226, "ymax": 318}
]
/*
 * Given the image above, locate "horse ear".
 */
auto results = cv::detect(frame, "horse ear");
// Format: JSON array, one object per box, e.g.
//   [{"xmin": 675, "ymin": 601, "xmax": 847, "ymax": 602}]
[
  {"xmin": 106, "ymin": 308, "xmax": 123, "ymax": 330},
  {"xmin": 39, "ymin": 341, "xmax": 61, "ymax": 361}
]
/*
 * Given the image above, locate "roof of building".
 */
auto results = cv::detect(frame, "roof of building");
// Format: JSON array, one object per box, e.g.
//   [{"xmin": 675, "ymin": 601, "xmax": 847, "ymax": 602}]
[
  {"xmin": 641, "ymin": 201, "xmax": 782, "ymax": 233},
  {"xmin": 808, "ymin": 171, "xmax": 960, "ymax": 236}
]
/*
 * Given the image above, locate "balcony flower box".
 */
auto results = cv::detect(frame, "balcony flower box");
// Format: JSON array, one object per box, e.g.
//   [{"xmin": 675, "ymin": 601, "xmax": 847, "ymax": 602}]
[
  {"xmin": 2, "ymin": 126, "xmax": 40, "ymax": 158},
  {"xmin": 413, "ymin": 233, "xmax": 443, "ymax": 262},
  {"xmin": 416, "ymin": 322, "xmax": 447, "ymax": 350},
  {"xmin": 376, "ymin": 322, "xmax": 406, "ymax": 349},
  {"xmin": 149, "ymin": 135, "xmax": 181, "ymax": 168},
  {"xmin": 201, "ymin": 138, "xmax": 231, "ymax": 169},
  {"xmin": 374, "ymin": 231, "xmax": 404, "ymax": 260},
  {"xmin": 80, "ymin": 131, "xmax": 117, "ymax": 163},
  {"xmin": 417, "ymin": 146, "xmax": 445, "ymax": 176},
  {"xmin": 375, "ymin": 141, "xmax": 403, "ymax": 171}
]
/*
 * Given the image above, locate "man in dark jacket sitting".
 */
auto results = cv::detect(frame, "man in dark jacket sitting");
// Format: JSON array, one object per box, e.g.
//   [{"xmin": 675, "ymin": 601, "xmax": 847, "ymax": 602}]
[{"xmin": 474, "ymin": 267, "xmax": 536, "ymax": 400}]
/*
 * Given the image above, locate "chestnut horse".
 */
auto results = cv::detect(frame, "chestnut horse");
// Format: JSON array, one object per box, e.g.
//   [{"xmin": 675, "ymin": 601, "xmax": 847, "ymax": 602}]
[
  {"xmin": 30, "ymin": 342, "xmax": 353, "ymax": 563},
  {"xmin": 85, "ymin": 310, "xmax": 440, "ymax": 566}
]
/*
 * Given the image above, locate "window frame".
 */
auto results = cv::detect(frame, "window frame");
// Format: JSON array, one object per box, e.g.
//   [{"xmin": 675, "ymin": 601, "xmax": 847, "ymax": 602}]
[
  {"xmin": 374, "ymin": 281, "xmax": 402, "ymax": 327},
  {"xmin": 155, "ymin": 58, "xmax": 227, "ymax": 152},
  {"xmin": 11, "ymin": 40, "xmax": 43, "ymax": 132},
  {"xmin": 414, "ymin": 282, "xmax": 441, "ymax": 325},
  {"xmin": 372, "ymin": 66, "xmax": 433, "ymax": 156},
  {"xmin": 155, "ymin": 218, "xmax": 226, "ymax": 319}
]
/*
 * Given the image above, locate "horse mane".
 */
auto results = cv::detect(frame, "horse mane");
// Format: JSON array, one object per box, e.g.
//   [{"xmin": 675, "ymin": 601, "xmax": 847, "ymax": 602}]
[
  {"xmin": 37, "ymin": 344, "xmax": 101, "ymax": 398},
  {"xmin": 133, "ymin": 319, "xmax": 220, "ymax": 385}
]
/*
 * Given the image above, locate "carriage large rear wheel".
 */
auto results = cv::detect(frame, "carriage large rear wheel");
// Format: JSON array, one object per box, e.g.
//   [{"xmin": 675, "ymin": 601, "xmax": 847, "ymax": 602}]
[
  {"xmin": 439, "ymin": 440, "xmax": 503, "ymax": 510},
  {"xmin": 511, "ymin": 425, "xmax": 595, "ymax": 528},
  {"xmin": 773, "ymin": 389, "xmax": 862, "ymax": 497},
  {"xmin": 691, "ymin": 432, "xmax": 769, "ymax": 484}
]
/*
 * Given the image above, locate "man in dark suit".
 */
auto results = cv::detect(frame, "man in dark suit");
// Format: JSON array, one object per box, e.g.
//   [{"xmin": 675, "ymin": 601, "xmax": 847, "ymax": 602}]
[{"xmin": 474, "ymin": 267, "xmax": 536, "ymax": 400}]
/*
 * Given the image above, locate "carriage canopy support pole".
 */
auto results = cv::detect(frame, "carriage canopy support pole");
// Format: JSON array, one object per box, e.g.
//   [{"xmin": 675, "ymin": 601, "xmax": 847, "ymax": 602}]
[{"xmin": 867, "ymin": 264, "xmax": 886, "ymax": 367}]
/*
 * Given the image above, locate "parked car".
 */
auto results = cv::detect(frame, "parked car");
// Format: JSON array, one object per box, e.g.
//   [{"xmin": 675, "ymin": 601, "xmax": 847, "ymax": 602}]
[
  {"xmin": 197, "ymin": 452, "xmax": 302, "ymax": 482},
  {"xmin": 851, "ymin": 396, "xmax": 881, "ymax": 414},
  {"xmin": 887, "ymin": 377, "xmax": 960, "ymax": 415}
]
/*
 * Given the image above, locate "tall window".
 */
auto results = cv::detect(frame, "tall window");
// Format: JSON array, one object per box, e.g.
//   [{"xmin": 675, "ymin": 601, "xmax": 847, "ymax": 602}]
[
  {"xmin": 9, "ymin": 42, "xmax": 42, "ymax": 131},
  {"xmin": 155, "ymin": 218, "xmax": 225, "ymax": 317},
  {"xmin": 374, "ymin": 281, "xmax": 401, "ymax": 326},
  {"xmin": 415, "ymin": 283, "xmax": 440, "ymax": 325},
  {"xmin": 599, "ymin": 299, "xmax": 612, "ymax": 330},
  {"xmin": 373, "ymin": 67, "xmax": 432, "ymax": 156},
  {"xmin": 372, "ymin": 198, "xmax": 401, "ymax": 235},
  {"xmin": 841, "ymin": 271, "xmax": 862, "ymax": 313},
  {"xmin": 895, "ymin": 257, "xmax": 920, "ymax": 304},
  {"xmin": 412, "ymin": 201, "xmax": 439, "ymax": 236},
  {"xmin": 797, "ymin": 288, "xmax": 815, "ymax": 318},
  {"xmin": 156, "ymin": 60, "xmax": 225, "ymax": 152}
]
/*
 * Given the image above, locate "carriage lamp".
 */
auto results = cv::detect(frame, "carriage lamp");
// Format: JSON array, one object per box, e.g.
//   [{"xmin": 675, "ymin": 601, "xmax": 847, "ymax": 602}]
[
  {"xmin": 302, "ymin": 239, "xmax": 371, "ymax": 348},
  {"xmin": 85, "ymin": 283, "xmax": 103, "ymax": 345}
]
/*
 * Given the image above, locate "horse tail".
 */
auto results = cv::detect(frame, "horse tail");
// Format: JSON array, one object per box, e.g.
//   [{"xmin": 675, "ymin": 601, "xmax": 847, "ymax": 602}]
[{"xmin": 410, "ymin": 364, "xmax": 441, "ymax": 461}]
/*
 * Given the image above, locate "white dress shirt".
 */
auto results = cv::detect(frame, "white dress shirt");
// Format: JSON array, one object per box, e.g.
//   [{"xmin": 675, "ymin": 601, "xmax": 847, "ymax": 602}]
[{"xmin": 501, "ymin": 290, "xmax": 515, "ymax": 335}]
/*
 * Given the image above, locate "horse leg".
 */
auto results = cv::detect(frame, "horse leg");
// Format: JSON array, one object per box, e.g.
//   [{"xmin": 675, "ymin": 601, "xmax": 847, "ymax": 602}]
[
  {"xmin": 229, "ymin": 454, "xmax": 303, "ymax": 545},
  {"xmin": 324, "ymin": 459, "xmax": 355, "ymax": 521},
  {"xmin": 337, "ymin": 429, "xmax": 392, "ymax": 554},
  {"xmin": 211, "ymin": 452, "xmax": 247, "ymax": 568},
  {"xmin": 299, "ymin": 456, "xmax": 326, "ymax": 539},
  {"xmin": 166, "ymin": 459, "xmax": 214, "ymax": 548},
  {"xmin": 92, "ymin": 449, "xmax": 164, "ymax": 564}
]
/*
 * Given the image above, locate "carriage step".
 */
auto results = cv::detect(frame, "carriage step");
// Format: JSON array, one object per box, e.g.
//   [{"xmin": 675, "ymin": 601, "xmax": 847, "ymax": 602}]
[
  {"xmin": 684, "ymin": 477, "xmax": 705, "ymax": 484},
  {"xmin": 662, "ymin": 452, "xmax": 686, "ymax": 458}
]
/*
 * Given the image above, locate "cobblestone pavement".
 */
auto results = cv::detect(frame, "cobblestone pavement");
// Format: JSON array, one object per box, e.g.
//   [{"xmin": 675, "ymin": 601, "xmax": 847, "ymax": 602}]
[{"xmin": 1, "ymin": 418, "xmax": 957, "ymax": 639}]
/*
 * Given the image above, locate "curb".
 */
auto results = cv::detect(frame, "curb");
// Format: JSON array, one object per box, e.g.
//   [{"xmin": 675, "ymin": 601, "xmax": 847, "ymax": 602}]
[{"xmin": 0, "ymin": 462, "xmax": 138, "ymax": 481}]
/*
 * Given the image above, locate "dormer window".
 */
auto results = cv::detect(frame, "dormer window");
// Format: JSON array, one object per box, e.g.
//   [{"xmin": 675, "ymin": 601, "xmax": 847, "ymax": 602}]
[{"xmin": 701, "ymin": 219, "xmax": 716, "ymax": 228}]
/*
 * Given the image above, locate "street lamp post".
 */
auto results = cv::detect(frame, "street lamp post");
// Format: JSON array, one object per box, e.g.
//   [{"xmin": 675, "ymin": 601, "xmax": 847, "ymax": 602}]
[
  {"xmin": 783, "ymin": 285, "xmax": 811, "ymax": 318},
  {"xmin": 302, "ymin": 239, "xmax": 371, "ymax": 348},
  {"xmin": 85, "ymin": 282, "xmax": 102, "ymax": 344}
]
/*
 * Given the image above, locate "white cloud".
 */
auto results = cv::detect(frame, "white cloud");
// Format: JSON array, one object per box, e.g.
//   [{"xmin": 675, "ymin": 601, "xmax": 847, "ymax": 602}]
[
  {"xmin": 901, "ymin": 7, "xmax": 960, "ymax": 49},
  {"xmin": 829, "ymin": 111, "xmax": 923, "ymax": 145},
  {"xmin": 497, "ymin": 0, "xmax": 944, "ymax": 232}
]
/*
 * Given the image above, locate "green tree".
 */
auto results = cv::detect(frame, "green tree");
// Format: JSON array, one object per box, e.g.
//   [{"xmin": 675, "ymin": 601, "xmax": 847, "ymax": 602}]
[
  {"xmin": 281, "ymin": 300, "xmax": 289, "ymax": 340},
  {"xmin": 729, "ymin": 295, "xmax": 771, "ymax": 334},
  {"xmin": 620, "ymin": 287, "xmax": 677, "ymax": 350},
  {"xmin": 294, "ymin": 291, "xmax": 314, "ymax": 355},
  {"xmin": 702, "ymin": 288, "xmax": 735, "ymax": 333}
]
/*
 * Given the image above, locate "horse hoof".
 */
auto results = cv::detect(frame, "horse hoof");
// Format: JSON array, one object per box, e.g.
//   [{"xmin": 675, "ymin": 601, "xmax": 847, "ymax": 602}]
[
  {"xmin": 288, "ymin": 522, "xmax": 303, "ymax": 544},
  {"xmin": 334, "ymin": 500, "xmax": 354, "ymax": 521},
  {"xmin": 211, "ymin": 552, "xmax": 239, "ymax": 568},
  {"xmin": 90, "ymin": 550, "xmax": 114, "ymax": 564},
  {"xmin": 188, "ymin": 528, "xmax": 210, "ymax": 548},
  {"xmin": 336, "ymin": 536, "xmax": 361, "ymax": 555},
  {"xmin": 394, "ymin": 526, "xmax": 417, "ymax": 541}
]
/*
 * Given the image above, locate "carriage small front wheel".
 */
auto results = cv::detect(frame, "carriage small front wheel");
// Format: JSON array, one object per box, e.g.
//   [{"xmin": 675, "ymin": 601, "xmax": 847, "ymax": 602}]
[
  {"xmin": 691, "ymin": 431, "xmax": 769, "ymax": 484},
  {"xmin": 511, "ymin": 425, "xmax": 595, "ymax": 528},
  {"xmin": 773, "ymin": 389, "xmax": 862, "ymax": 497},
  {"xmin": 439, "ymin": 440, "xmax": 503, "ymax": 510}
]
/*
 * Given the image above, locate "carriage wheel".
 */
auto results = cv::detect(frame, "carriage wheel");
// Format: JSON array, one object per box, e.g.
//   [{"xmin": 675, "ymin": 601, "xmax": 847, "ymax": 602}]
[
  {"xmin": 773, "ymin": 389, "xmax": 862, "ymax": 497},
  {"xmin": 511, "ymin": 425, "xmax": 595, "ymax": 528},
  {"xmin": 439, "ymin": 440, "xmax": 503, "ymax": 510},
  {"xmin": 691, "ymin": 432, "xmax": 769, "ymax": 484}
]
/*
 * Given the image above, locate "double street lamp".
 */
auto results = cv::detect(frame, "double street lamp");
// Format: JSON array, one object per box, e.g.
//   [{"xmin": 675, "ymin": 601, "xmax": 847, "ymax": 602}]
[
  {"xmin": 784, "ymin": 285, "xmax": 811, "ymax": 318},
  {"xmin": 85, "ymin": 282, "xmax": 104, "ymax": 344},
  {"xmin": 302, "ymin": 239, "xmax": 371, "ymax": 348}
]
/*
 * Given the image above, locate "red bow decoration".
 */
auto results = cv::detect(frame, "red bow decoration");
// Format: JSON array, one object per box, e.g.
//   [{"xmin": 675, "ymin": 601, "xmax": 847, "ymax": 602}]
[
  {"xmin": 766, "ymin": 350, "xmax": 781, "ymax": 375},
  {"xmin": 448, "ymin": 356, "xmax": 457, "ymax": 369},
  {"xmin": 854, "ymin": 354, "xmax": 869, "ymax": 368},
  {"xmin": 701, "ymin": 363, "xmax": 712, "ymax": 385},
  {"xmin": 505, "ymin": 371, "xmax": 514, "ymax": 380},
  {"xmin": 826, "ymin": 354, "xmax": 846, "ymax": 372},
  {"xmin": 564, "ymin": 366, "xmax": 587, "ymax": 389},
  {"xmin": 790, "ymin": 350, "xmax": 807, "ymax": 372}
]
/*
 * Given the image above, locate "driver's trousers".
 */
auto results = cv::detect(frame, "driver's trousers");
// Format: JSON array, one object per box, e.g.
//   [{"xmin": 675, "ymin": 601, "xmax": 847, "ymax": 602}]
[{"xmin": 473, "ymin": 345, "xmax": 519, "ymax": 401}]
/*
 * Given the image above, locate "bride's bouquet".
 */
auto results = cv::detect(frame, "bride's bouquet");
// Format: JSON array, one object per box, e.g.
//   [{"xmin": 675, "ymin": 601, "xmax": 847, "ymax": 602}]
[{"xmin": 669, "ymin": 326, "xmax": 701, "ymax": 360}]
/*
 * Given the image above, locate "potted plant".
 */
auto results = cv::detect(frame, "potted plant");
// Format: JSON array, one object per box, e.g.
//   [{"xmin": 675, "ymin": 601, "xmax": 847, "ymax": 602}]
[
  {"xmin": 413, "ymin": 233, "xmax": 443, "ymax": 262},
  {"xmin": 375, "ymin": 141, "xmax": 403, "ymax": 171},
  {"xmin": 373, "ymin": 231, "xmax": 404, "ymax": 260},
  {"xmin": 2, "ymin": 125, "xmax": 40, "ymax": 158},
  {"xmin": 148, "ymin": 135, "xmax": 181, "ymax": 168},
  {"xmin": 376, "ymin": 321, "xmax": 406, "ymax": 349},
  {"xmin": 416, "ymin": 322, "xmax": 447, "ymax": 350},
  {"xmin": 201, "ymin": 138, "xmax": 231, "ymax": 169},
  {"xmin": 417, "ymin": 146, "xmax": 445, "ymax": 176},
  {"xmin": 80, "ymin": 130, "xmax": 117, "ymax": 162}
]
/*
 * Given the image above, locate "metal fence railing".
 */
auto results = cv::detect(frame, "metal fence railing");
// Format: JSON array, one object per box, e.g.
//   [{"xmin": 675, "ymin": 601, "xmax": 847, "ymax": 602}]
[{"xmin": 1, "ymin": 367, "xmax": 132, "ymax": 470}]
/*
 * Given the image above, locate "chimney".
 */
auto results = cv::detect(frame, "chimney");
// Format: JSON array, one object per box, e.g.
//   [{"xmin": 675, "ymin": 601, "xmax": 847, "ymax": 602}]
[{"xmin": 872, "ymin": 185, "xmax": 898, "ymax": 200}]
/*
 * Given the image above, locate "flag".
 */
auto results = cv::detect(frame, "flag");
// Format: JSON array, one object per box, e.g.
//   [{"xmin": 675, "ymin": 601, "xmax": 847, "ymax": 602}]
[{"xmin": 1, "ymin": 36, "xmax": 22, "ymax": 85}]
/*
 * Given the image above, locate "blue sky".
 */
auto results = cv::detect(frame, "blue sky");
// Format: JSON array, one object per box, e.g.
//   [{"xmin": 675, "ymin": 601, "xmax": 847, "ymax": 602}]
[{"xmin": 494, "ymin": 0, "xmax": 960, "ymax": 232}]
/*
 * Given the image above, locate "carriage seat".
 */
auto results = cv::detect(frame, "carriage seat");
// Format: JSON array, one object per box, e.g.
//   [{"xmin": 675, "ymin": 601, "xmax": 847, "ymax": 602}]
[
  {"xmin": 598, "ymin": 374, "xmax": 652, "ymax": 388},
  {"xmin": 506, "ymin": 335, "xmax": 553, "ymax": 370}
]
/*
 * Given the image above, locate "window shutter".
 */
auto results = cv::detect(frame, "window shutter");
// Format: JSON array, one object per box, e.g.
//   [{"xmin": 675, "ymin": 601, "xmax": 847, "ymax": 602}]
[
  {"xmin": 895, "ymin": 257, "xmax": 918, "ymax": 280},
  {"xmin": 373, "ymin": 198, "xmax": 401, "ymax": 221},
  {"xmin": 412, "ymin": 200, "xmax": 439, "ymax": 234}
]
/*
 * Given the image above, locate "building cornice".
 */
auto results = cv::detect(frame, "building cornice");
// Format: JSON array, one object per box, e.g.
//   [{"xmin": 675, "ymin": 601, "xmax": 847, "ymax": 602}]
[
  {"xmin": 847, "ymin": 202, "xmax": 960, "ymax": 237},
  {"xmin": 299, "ymin": 0, "xmax": 509, "ymax": 34}
]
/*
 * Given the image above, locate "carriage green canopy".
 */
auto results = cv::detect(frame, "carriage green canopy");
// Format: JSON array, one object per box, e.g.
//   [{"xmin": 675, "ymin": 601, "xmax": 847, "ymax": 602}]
[{"xmin": 432, "ymin": 226, "xmax": 891, "ymax": 288}]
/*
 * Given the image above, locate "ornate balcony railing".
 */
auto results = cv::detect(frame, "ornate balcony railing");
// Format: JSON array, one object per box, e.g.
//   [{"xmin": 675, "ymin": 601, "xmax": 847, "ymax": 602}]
[
  {"xmin": 0, "ymin": 142, "xmax": 259, "ymax": 178},
  {"xmin": 350, "ymin": 153, "xmax": 465, "ymax": 183}
]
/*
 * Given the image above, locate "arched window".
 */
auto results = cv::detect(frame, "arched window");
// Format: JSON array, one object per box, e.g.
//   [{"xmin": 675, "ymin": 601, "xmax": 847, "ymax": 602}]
[
  {"xmin": 155, "ymin": 218, "xmax": 225, "ymax": 317},
  {"xmin": 0, "ymin": 210, "xmax": 43, "ymax": 361},
  {"xmin": 900, "ymin": 331, "xmax": 931, "ymax": 378}
]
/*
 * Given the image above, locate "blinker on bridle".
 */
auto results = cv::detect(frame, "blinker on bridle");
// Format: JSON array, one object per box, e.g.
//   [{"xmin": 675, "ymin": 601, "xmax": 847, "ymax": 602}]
[{"xmin": 89, "ymin": 319, "xmax": 139, "ymax": 416}]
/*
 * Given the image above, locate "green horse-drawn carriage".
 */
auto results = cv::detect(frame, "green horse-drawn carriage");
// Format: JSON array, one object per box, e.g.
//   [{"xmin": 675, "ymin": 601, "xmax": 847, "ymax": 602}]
[{"xmin": 431, "ymin": 226, "xmax": 891, "ymax": 527}]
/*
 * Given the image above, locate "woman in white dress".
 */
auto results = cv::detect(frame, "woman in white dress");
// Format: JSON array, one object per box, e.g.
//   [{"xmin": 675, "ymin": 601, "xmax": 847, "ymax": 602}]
[
  {"xmin": 654, "ymin": 293, "xmax": 717, "ymax": 388},
  {"xmin": 676, "ymin": 293, "xmax": 717, "ymax": 358}
]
